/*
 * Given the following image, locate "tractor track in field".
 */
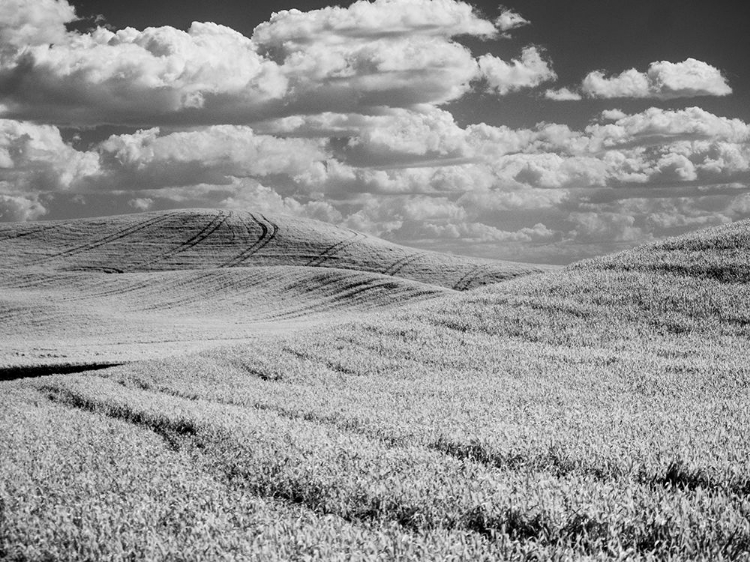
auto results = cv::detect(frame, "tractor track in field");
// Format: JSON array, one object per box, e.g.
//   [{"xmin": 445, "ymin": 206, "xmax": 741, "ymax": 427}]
[
  {"xmin": 140, "ymin": 270, "xmax": 268, "ymax": 311},
  {"xmin": 28, "ymin": 213, "xmax": 178, "ymax": 267},
  {"xmin": 383, "ymin": 252, "xmax": 425, "ymax": 277},
  {"xmin": 0, "ymin": 222, "xmax": 62, "ymax": 243},
  {"xmin": 141, "ymin": 211, "xmax": 230, "ymax": 269},
  {"xmin": 268, "ymin": 278, "xmax": 409, "ymax": 321},
  {"xmin": 305, "ymin": 230, "xmax": 362, "ymax": 267},
  {"xmin": 220, "ymin": 213, "xmax": 269, "ymax": 268},
  {"xmin": 53, "ymin": 277, "xmax": 160, "ymax": 303},
  {"xmin": 221, "ymin": 213, "xmax": 278, "ymax": 268},
  {"xmin": 452, "ymin": 264, "xmax": 490, "ymax": 291}
]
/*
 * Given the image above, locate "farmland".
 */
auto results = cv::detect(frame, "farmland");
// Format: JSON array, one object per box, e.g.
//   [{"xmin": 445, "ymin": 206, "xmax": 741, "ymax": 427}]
[
  {"xmin": 1, "ymin": 211, "xmax": 750, "ymax": 560},
  {"xmin": 0, "ymin": 209, "xmax": 547, "ymax": 368}
]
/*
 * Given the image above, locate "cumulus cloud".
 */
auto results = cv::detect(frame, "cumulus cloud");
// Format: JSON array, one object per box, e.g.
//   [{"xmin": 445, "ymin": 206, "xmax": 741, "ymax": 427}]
[
  {"xmin": 0, "ymin": 0, "xmax": 536, "ymax": 126},
  {"xmin": 544, "ymin": 87, "xmax": 582, "ymax": 101},
  {"xmin": 581, "ymin": 58, "xmax": 732, "ymax": 99},
  {"xmin": 0, "ymin": 0, "xmax": 76, "ymax": 49},
  {"xmin": 569, "ymin": 211, "xmax": 643, "ymax": 243},
  {"xmin": 0, "ymin": 193, "xmax": 47, "ymax": 221},
  {"xmin": 600, "ymin": 109, "xmax": 627, "ymax": 121},
  {"xmin": 128, "ymin": 197, "xmax": 154, "ymax": 211},
  {"xmin": 97, "ymin": 126, "xmax": 328, "ymax": 190},
  {"xmin": 585, "ymin": 107, "xmax": 750, "ymax": 148},
  {"xmin": 0, "ymin": 21, "xmax": 288, "ymax": 125},
  {"xmin": 494, "ymin": 7, "xmax": 529, "ymax": 33},
  {"xmin": 478, "ymin": 46, "xmax": 556, "ymax": 94},
  {"xmin": 0, "ymin": 119, "xmax": 99, "ymax": 192},
  {"xmin": 252, "ymin": 0, "xmax": 498, "ymax": 48},
  {"xmin": 416, "ymin": 221, "xmax": 555, "ymax": 242}
]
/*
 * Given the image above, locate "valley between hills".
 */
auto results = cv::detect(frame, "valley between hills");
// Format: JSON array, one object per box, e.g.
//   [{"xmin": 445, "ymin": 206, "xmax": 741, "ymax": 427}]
[{"xmin": 1, "ymin": 209, "xmax": 749, "ymax": 560}]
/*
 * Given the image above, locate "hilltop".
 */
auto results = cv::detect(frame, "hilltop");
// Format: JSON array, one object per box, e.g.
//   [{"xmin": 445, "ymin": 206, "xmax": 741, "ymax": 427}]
[{"xmin": 0, "ymin": 208, "xmax": 548, "ymax": 289}]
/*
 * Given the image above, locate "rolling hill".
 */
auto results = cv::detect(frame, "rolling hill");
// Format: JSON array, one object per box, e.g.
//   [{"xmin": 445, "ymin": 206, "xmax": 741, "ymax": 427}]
[
  {"xmin": 0, "ymin": 208, "xmax": 547, "ymax": 289},
  {"xmin": 2, "ymin": 217, "xmax": 749, "ymax": 560},
  {"xmin": 0, "ymin": 209, "xmax": 550, "ymax": 369}
]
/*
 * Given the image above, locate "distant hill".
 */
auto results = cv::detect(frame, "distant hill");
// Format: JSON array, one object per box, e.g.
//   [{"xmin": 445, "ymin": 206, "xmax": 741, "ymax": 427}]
[
  {"xmin": 575, "ymin": 219, "xmax": 750, "ymax": 282},
  {"xmin": 0, "ymin": 209, "xmax": 551, "ymax": 368},
  {"xmin": 0, "ymin": 209, "xmax": 550, "ymax": 290}
]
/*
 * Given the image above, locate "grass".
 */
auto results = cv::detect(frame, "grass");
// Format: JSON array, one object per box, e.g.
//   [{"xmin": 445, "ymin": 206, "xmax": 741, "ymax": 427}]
[{"xmin": 2, "ymin": 214, "xmax": 750, "ymax": 560}]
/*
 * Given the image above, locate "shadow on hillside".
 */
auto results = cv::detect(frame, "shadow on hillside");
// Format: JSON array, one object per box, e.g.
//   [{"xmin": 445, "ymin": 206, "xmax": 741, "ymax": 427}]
[{"xmin": 0, "ymin": 362, "xmax": 124, "ymax": 381}]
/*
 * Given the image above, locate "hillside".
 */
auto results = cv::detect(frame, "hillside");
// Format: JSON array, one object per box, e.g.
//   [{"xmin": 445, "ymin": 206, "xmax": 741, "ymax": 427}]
[
  {"xmin": 2, "ymin": 219, "xmax": 750, "ymax": 560},
  {"xmin": 580, "ymin": 219, "xmax": 750, "ymax": 283},
  {"xmin": 0, "ymin": 209, "xmax": 548, "ymax": 289},
  {"xmin": 0, "ymin": 266, "xmax": 448, "ymax": 370},
  {"xmin": 0, "ymin": 209, "xmax": 549, "ymax": 369}
]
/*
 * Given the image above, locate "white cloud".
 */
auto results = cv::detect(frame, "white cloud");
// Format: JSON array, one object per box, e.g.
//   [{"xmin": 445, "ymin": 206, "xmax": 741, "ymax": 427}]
[
  {"xmin": 0, "ymin": 22, "xmax": 288, "ymax": 125},
  {"xmin": 586, "ymin": 107, "xmax": 750, "ymax": 148},
  {"xmin": 0, "ymin": 119, "xmax": 99, "ymax": 192},
  {"xmin": 494, "ymin": 8, "xmax": 529, "ymax": 33},
  {"xmin": 128, "ymin": 197, "xmax": 154, "ymax": 211},
  {"xmin": 478, "ymin": 46, "xmax": 556, "ymax": 95},
  {"xmin": 544, "ymin": 87, "xmax": 581, "ymax": 101},
  {"xmin": 252, "ymin": 0, "xmax": 498, "ymax": 48},
  {"xmin": 0, "ymin": 193, "xmax": 47, "ymax": 221},
  {"xmin": 0, "ymin": 0, "xmax": 515, "ymax": 125},
  {"xmin": 581, "ymin": 58, "xmax": 732, "ymax": 99},
  {"xmin": 97, "ymin": 125, "xmax": 329, "ymax": 190},
  {"xmin": 600, "ymin": 109, "xmax": 627, "ymax": 121},
  {"xmin": 0, "ymin": 0, "xmax": 76, "ymax": 48},
  {"xmin": 570, "ymin": 211, "xmax": 644, "ymax": 243}
]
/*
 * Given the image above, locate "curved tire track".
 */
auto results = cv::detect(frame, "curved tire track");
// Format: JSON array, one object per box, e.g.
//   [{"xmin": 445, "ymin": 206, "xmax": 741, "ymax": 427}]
[
  {"xmin": 143, "ymin": 211, "xmax": 230, "ymax": 269},
  {"xmin": 452, "ymin": 265, "xmax": 484, "ymax": 291},
  {"xmin": 383, "ymin": 252, "xmax": 424, "ymax": 277},
  {"xmin": 0, "ymin": 222, "xmax": 62, "ymax": 243},
  {"xmin": 306, "ymin": 230, "xmax": 362, "ymax": 267},
  {"xmin": 221, "ymin": 213, "xmax": 271, "ymax": 268},
  {"xmin": 453, "ymin": 264, "xmax": 495, "ymax": 291},
  {"xmin": 28, "ymin": 213, "xmax": 177, "ymax": 267}
]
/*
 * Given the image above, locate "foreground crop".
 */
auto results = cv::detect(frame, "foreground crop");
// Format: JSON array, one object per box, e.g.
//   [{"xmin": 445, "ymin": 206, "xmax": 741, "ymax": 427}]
[{"xmin": 2, "ymin": 220, "xmax": 750, "ymax": 560}]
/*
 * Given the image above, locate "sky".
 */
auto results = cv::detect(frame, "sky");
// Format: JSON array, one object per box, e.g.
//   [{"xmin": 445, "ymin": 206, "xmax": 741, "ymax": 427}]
[{"xmin": 0, "ymin": 0, "xmax": 748, "ymax": 264}]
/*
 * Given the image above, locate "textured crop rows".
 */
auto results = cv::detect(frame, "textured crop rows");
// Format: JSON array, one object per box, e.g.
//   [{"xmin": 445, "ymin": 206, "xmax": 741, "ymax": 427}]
[
  {"xmin": 0, "ymin": 209, "xmax": 548, "ymax": 289},
  {"xmin": 2, "ymin": 220, "xmax": 750, "ymax": 559}
]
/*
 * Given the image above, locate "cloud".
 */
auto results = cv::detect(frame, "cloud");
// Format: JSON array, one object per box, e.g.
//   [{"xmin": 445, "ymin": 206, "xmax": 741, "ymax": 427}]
[
  {"xmin": 0, "ymin": 0, "xmax": 523, "ymax": 126},
  {"xmin": 252, "ymin": 0, "xmax": 498, "ymax": 48},
  {"xmin": 585, "ymin": 107, "xmax": 750, "ymax": 148},
  {"xmin": 569, "ymin": 211, "xmax": 643, "ymax": 243},
  {"xmin": 0, "ymin": 119, "xmax": 99, "ymax": 192},
  {"xmin": 478, "ymin": 46, "xmax": 556, "ymax": 95},
  {"xmin": 0, "ymin": 193, "xmax": 47, "ymax": 221},
  {"xmin": 581, "ymin": 58, "xmax": 732, "ymax": 99},
  {"xmin": 600, "ymin": 109, "xmax": 627, "ymax": 121},
  {"xmin": 97, "ymin": 126, "xmax": 328, "ymax": 190},
  {"xmin": 494, "ymin": 8, "xmax": 529, "ymax": 33},
  {"xmin": 9, "ymin": 104, "xmax": 747, "ymax": 204},
  {"xmin": 544, "ymin": 87, "xmax": 582, "ymax": 101},
  {"xmin": 0, "ymin": 21, "xmax": 288, "ymax": 126},
  {"xmin": 128, "ymin": 197, "xmax": 154, "ymax": 211},
  {"xmin": 0, "ymin": 0, "xmax": 76, "ymax": 49}
]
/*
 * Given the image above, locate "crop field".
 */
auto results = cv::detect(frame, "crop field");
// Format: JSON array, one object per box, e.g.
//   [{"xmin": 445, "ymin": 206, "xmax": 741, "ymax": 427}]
[
  {"xmin": 1, "ymin": 211, "xmax": 750, "ymax": 560},
  {"xmin": 0, "ymin": 209, "xmax": 547, "ymax": 368}
]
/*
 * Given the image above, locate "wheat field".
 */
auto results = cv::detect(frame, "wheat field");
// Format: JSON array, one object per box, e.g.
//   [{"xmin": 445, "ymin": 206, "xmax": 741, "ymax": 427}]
[{"xmin": 1, "ymin": 211, "xmax": 749, "ymax": 560}]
